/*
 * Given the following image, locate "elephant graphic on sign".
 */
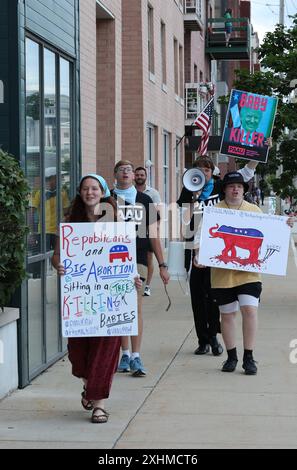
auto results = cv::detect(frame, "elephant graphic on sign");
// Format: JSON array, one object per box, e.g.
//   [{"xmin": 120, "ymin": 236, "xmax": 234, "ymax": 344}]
[
  {"xmin": 109, "ymin": 245, "xmax": 132, "ymax": 263},
  {"xmin": 209, "ymin": 224, "xmax": 264, "ymax": 266}
]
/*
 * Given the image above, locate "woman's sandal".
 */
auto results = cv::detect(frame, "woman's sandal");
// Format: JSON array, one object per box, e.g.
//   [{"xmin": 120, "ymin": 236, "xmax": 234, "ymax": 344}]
[
  {"xmin": 81, "ymin": 387, "xmax": 93, "ymax": 411},
  {"xmin": 91, "ymin": 407, "xmax": 109, "ymax": 424}
]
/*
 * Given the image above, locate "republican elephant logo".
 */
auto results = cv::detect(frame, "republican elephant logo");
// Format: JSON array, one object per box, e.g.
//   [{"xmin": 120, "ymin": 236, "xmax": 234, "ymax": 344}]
[
  {"xmin": 109, "ymin": 245, "xmax": 132, "ymax": 263},
  {"xmin": 209, "ymin": 224, "xmax": 264, "ymax": 266}
]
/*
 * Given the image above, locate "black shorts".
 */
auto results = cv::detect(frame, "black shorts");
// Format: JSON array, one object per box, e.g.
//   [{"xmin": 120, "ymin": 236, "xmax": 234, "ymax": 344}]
[
  {"xmin": 148, "ymin": 240, "xmax": 153, "ymax": 253},
  {"xmin": 212, "ymin": 282, "xmax": 262, "ymax": 306}
]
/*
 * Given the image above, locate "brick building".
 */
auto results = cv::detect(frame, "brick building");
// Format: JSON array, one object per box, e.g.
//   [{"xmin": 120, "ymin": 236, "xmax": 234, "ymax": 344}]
[{"xmin": 0, "ymin": 0, "xmax": 259, "ymax": 395}]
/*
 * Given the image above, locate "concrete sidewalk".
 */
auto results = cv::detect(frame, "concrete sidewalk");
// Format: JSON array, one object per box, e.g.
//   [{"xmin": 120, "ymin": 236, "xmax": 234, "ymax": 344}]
[
  {"xmin": 116, "ymin": 243, "xmax": 297, "ymax": 449},
  {"xmin": 0, "ymin": 238, "xmax": 297, "ymax": 449}
]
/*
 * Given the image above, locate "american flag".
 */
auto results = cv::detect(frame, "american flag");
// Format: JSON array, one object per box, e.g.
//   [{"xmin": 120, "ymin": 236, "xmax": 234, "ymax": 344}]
[{"xmin": 194, "ymin": 97, "xmax": 214, "ymax": 156}]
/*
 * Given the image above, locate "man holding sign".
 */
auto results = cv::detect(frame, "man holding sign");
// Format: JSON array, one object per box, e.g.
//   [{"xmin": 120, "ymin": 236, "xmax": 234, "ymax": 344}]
[
  {"xmin": 112, "ymin": 160, "xmax": 169, "ymax": 377},
  {"xmin": 206, "ymin": 172, "xmax": 294, "ymax": 375}
]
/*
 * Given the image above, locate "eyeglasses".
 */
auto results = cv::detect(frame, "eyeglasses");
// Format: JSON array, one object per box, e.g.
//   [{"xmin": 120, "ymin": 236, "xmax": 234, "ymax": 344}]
[{"xmin": 117, "ymin": 167, "xmax": 133, "ymax": 173}]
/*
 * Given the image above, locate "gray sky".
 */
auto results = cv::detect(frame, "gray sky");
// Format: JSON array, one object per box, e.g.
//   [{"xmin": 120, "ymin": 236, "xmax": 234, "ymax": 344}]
[{"xmin": 250, "ymin": 0, "xmax": 296, "ymax": 43}]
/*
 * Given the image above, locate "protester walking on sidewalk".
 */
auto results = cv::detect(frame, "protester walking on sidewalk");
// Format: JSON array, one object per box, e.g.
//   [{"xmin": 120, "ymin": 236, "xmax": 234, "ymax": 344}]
[
  {"xmin": 177, "ymin": 157, "xmax": 223, "ymax": 356},
  {"xmin": 177, "ymin": 157, "xmax": 259, "ymax": 357},
  {"xmin": 211, "ymin": 172, "xmax": 294, "ymax": 375},
  {"xmin": 134, "ymin": 166, "xmax": 162, "ymax": 297},
  {"xmin": 52, "ymin": 174, "xmax": 142, "ymax": 423},
  {"xmin": 112, "ymin": 161, "xmax": 169, "ymax": 377}
]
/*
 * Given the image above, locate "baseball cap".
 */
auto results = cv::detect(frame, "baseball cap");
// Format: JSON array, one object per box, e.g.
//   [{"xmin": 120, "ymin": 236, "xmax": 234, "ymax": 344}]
[
  {"xmin": 45, "ymin": 167, "xmax": 67, "ymax": 178},
  {"xmin": 222, "ymin": 171, "xmax": 249, "ymax": 192},
  {"xmin": 79, "ymin": 173, "xmax": 111, "ymax": 197},
  {"xmin": 45, "ymin": 167, "xmax": 57, "ymax": 178}
]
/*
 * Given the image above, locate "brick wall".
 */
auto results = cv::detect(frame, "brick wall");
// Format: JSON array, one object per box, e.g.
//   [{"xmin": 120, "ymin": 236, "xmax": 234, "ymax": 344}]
[
  {"xmin": 121, "ymin": 0, "xmax": 144, "ymax": 166},
  {"xmin": 143, "ymin": 0, "xmax": 185, "ymax": 203},
  {"xmin": 80, "ymin": 0, "xmax": 188, "ymax": 203},
  {"xmin": 96, "ymin": 0, "xmax": 122, "ymax": 186},
  {"xmin": 122, "ymin": 0, "xmax": 185, "ymax": 204}
]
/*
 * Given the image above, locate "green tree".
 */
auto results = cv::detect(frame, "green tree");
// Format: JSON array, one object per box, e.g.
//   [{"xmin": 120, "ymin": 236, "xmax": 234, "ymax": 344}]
[
  {"xmin": 0, "ymin": 150, "xmax": 29, "ymax": 308},
  {"xmin": 221, "ymin": 15, "xmax": 297, "ymax": 199}
]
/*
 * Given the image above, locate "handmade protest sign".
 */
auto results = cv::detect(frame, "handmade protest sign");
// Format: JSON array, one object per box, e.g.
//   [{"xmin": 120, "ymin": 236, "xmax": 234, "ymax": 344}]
[
  {"xmin": 220, "ymin": 89, "xmax": 278, "ymax": 163},
  {"xmin": 198, "ymin": 206, "xmax": 291, "ymax": 276},
  {"xmin": 60, "ymin": 222, "xmax": 138, "ymax": 337}
]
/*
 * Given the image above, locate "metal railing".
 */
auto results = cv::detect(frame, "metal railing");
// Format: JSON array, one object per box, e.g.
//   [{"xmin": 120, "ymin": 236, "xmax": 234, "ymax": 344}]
[{"xmin": 206, "ymin": 17, "xmax": 251, "ymax": 48}]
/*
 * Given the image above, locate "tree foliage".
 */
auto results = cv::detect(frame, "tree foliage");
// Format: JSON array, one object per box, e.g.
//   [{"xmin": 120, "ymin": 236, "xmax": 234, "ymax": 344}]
[
  {"xmin": 223, "ymin": 15, "xmax": 297, "ymax": 198},
  {"xmin": 0, "ymin": 149, "xmax": 29, "ymax": 308}
]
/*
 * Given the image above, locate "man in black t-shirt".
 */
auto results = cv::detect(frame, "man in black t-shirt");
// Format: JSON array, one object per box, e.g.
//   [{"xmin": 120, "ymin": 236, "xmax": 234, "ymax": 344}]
[
  {"xmin": 177, "ymin": 157, "xmax": 224, "ymax": 356},
  {"xmin": 112, "ymin": 160, "xmax": 169, "ymax": 377},
  {"xmin": 177, "ymin": 156, "xmax": 258, "ymax": 357}
]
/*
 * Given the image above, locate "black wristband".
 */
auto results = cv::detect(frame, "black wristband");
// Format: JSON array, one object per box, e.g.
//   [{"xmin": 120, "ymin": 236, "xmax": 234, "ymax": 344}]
[{"xmin": 159, "ymin": 262, "xmax": 168, "ymax": 269}]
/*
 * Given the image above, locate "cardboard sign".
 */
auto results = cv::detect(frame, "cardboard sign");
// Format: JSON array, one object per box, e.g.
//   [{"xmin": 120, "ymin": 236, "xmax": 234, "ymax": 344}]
[
  {"xmin": 199, "ymin": 206, "xmax": 291, "ymax": 276},
  {"xmin": 220, "ymin": 89, "xmax": 278, "ymax": 163},
  {"xmin": 60, "ymin": 222, "xmax": 138, "ymax": 337}
]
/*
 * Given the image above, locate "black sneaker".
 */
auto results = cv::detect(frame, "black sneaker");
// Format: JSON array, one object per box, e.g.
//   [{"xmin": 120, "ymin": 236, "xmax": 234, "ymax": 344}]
[
  {"xmin": 221, "ymin": 357, "xmax": 238, "ymax": 372},
  {"xmin": 194, "ymin": 344, "xmax": 210, "ymax": 355},
  {"xmin": 242, "ymin": 357, "xmax": 257, "ymax": 375},
  {"xmin": 209, "ymin": 336, "xmax": 224, "ymax": 356}
]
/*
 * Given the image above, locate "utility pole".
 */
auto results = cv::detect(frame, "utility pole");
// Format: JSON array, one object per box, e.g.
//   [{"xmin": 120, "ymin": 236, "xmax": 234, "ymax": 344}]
[{"xmin": 279, "ymin": 0, "xmax": 284, "ymax": 25}]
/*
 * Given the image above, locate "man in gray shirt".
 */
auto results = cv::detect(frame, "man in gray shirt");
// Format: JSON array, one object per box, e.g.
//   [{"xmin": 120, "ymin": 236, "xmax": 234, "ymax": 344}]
[{"xmin": 135, "ymin": 167, "xmax": 162, "ymax": 296}]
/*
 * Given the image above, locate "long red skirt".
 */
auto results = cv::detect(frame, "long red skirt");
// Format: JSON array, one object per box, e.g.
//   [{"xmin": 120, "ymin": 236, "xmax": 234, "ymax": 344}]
[{"xmin": 68, "ymin": 336, "xmax": 121, "ymax": 401}]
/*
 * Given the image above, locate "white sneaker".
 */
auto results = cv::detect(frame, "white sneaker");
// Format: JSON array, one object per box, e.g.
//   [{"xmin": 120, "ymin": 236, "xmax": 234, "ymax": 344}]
[{"xmin": 143, "ymin": 286, "xmax": 151, "ymax": 296}]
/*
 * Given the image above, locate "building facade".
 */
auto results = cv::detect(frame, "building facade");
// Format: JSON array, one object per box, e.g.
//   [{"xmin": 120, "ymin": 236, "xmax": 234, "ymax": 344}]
[
  {"xmin": 0, "ymin": 0, "xmax": 185, "ymax": 395},
  {"xmin": 121, "ymin": 0, "xmax": 185, "ymax": 206},
  {"xmin": 0, "ymin": 0, "xmax": 259, "ymax": 396},
  {"xmin": 0, "ymin": 0, "xmax": 81, "ymax": 393}
]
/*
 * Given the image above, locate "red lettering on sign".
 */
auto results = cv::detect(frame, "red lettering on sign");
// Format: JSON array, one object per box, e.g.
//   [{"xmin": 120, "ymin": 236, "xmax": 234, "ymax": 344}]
[{"xmin": 62, "ymin": 225, "xmax": 75, "ymax": 258}]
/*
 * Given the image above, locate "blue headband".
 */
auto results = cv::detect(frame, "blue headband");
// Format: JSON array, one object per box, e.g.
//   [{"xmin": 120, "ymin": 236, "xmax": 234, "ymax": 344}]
[{"xmin": 79, "ymin": 173, "xmax": 111, "ymax": 197}]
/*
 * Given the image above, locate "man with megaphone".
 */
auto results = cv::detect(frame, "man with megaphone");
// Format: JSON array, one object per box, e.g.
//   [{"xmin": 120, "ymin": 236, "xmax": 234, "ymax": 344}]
[{"xmin": 177, "ymin": 156, "xmax": 258, "ymax": 357}]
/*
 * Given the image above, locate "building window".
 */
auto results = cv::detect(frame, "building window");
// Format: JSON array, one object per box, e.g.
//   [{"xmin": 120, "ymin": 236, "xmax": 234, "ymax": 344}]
[
  {"xmin": 60, "ymin": 57, "xmax": 71, "ymax": 219},
  {"xmin": 186, "ymin": 0, "xmax": 202, "ymax": 17},
  {"xmin": 161, "ymin": 21, "xmax": 167, "ymax": 87},
  {"xmin": 26, "ymin": 38, "xmax": 41, "ymax": 256},
  {"xmin": 163, "ymin": 131, "xmax": 170, "ymax": 205},
  {"xmin": 148, "ymin": 4, "xmax": 155, "ymax": 78},
  {"xmin": 26, "ymin": 38, "xmax": 72, "ymax": 257},
  {"xmin": 175, "ymin": 138, "xmax": 181, "ymax": 199},
  {"xmin": 44, "ymin": 48, "xmax": 57, "ymax": 252},
  {"xmin": 179, "ymin": 44, "xmax": 184, "ymax": 100},
  {"xmin": 25, "ymin": 36, "xmax": 74, "ymax": 376},
  {"xmin": 146, "ymin": 124, "xmax": 155, "ymax": 186},
  {"xmin": 194, "ymin": 63, "xmax": 198, "ymax": 82},
  {"xmin": 174, "ymin": 38, "xmax": 179, "ymax": 96},
  {"xmin": 185, "ymin": 84, "xmax": 200, "ymax": 120},
  {"xmin": 163, "ymin": 131, "xmax": 170, "ymax": 247}
]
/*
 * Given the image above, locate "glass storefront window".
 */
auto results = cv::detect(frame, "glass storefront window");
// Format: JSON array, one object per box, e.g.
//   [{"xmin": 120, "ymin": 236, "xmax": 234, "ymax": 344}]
[
  {"xmin": 60, "ymin": 57, "xmax": 71, "ymax": 220},
  {"xmin": 44, "ymin": 49, "xmax": 58, "ymax": 252},
  {"xmin": 45, "ymin": 260, "xmax": 59, "ymax": 360},
  {"xmin": 28, "ymin": 262, "xmax": 43, "ymax": 372},
  {"xmin": 26, "ymin": 38, "xmax": 41, "ymax": 257},
  {"xmin": 25, "ymin": 36, "xmax": 74, "ymax": 378}
]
